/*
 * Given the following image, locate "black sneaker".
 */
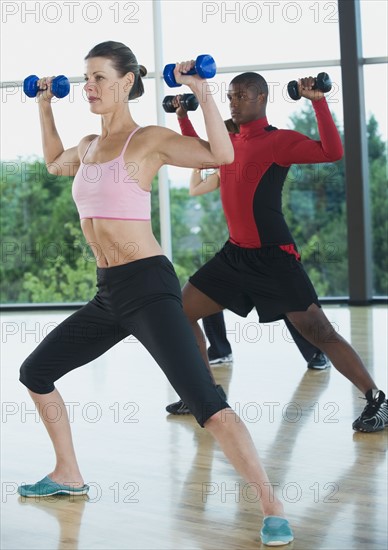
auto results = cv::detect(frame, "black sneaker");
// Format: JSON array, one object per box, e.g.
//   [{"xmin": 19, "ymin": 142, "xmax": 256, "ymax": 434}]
[
  {"xmin": 165, "ymin": 385, "xmax": 227, "ymax": 415},
  {"xmin": 352, "ymin": 390, "xmax": 388, "ymax": 432},
  {"xmin": 209, "ymin": 353, "xmax": 233, "ymax": 366},
  {"xmin": 307, "ymin": 352, "xmax": 330, "ymax": 370}
]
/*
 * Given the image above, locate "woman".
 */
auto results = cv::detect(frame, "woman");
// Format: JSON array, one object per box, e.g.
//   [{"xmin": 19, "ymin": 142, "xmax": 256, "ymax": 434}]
[{"xmin": 18, "ymin": 41, "xmax": 293, "ymax": 546}]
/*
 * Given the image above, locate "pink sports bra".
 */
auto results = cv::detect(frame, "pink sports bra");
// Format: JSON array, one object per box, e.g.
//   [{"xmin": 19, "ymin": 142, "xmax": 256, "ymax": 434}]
[{"xmin": 72, "ymin": 126, "xmax": 151, "ymax": 221}]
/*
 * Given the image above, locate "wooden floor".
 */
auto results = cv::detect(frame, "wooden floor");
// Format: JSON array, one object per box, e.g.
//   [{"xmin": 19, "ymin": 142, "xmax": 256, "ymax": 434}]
[{"xmin": 1, "ymin": 305, "xmax": 387, "ymax": 550}]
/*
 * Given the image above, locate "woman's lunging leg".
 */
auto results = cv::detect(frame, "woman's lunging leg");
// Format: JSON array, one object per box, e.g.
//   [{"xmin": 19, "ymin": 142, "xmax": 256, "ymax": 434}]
[
  {"xmin": 133, "ymin": 297, "xmax": 285, "ymax": 518},
  {"xmin": 19, "ymin": 300, "xmax": 125, "ymax": 484},
  {"xmin": 205, "ymin": 410, "xmax": 284, "ymax": 517},
  {"xmin": 28, "ymin": 388, "xmax": 84, "ymax": 486}
]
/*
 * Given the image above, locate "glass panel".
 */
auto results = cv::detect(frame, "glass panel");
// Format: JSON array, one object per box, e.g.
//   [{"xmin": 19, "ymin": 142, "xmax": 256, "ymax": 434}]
[
  {"xmin": 360, "ymin": 1, "xmax": 388, "ymax": 58},
  {"xmin": 1, "ymin": 79, "xmax": 158, "ymax": 161},
  {"xmin": 0, "ymin": 79, "xmax": 157, "ymax": 304},
  {"xmin": 161, "ymin": 0, "xmax": 340, "ymax": 67},
  {"xmin": 1, "ymin": 0, "xmax": 155, "ymax": 81},
  {"xmin": 168, "ymin": 67, "xmax": 348, "ymax": 297},
  {"xmin": 363, "ymin": 64, "xmax": 388, "ymax": 297}
]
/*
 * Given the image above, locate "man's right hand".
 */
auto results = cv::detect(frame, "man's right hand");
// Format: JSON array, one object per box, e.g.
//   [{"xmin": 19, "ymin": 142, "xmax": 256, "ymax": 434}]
[
  {"xmin": 172, "ymin": 95, "xmax": 188, "ymax": 119},
  {"xmin": 298, "ymin": 76, "xmax": 325, "ymax": 102}
]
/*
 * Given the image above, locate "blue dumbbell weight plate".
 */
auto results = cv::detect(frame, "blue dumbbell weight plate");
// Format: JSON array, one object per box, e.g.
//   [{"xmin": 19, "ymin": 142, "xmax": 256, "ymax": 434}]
[
  {"xmin": 54, "ymin": 75, "xmax": 70, "ymax": 98},
  {"xmin": 23, "ymin": 75, "xmax": 40, "ymax": 98},
  {"xmin": 195, "ymin": 55, "xmax": 217, "ymax": 79}
]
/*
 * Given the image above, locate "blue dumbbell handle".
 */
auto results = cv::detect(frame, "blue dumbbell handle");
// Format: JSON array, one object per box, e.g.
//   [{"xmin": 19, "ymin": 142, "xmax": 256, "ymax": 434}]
[
  {"xmin": 23, "ymin": 75, "xmax": 70, "ymax": 98},
  {"xmin": 163, "ymin": 55, "xmax": 216, "ymax": 88}
]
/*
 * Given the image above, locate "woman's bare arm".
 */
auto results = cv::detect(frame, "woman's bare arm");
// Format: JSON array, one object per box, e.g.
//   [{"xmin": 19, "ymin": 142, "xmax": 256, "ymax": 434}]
[
  {"xmin": 158, "ymin": 65, "xmax": 233, "ymax": 167},
  {"xmin": 37, "ymin": 77, "xmax": 84, "ymax": 177},
  {"xmin": 189, "ymin": 169, "xmax": 220, "ymax": 196}
]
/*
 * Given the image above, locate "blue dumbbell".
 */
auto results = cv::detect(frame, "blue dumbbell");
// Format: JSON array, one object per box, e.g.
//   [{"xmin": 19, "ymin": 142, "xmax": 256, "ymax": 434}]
[
  {"xmin": 23, "ymin": 74, "xmax": 70, "ymax": 98},
  {"xmin": 163, "ymin": 55, "xmax": 217, "ymax": 88}
]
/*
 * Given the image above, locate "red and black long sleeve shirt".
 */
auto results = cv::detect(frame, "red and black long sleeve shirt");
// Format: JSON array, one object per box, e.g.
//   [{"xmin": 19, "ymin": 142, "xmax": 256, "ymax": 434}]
[{"xmin": 179, "ymin": 98, "xmax": 343, "ymax": 257}]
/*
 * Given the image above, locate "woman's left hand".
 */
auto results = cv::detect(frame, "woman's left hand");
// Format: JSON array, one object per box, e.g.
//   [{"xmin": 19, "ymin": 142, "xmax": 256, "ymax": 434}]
[{"xmin": 173, "ymin": 60, "xmax": 203, "ymax": 89}]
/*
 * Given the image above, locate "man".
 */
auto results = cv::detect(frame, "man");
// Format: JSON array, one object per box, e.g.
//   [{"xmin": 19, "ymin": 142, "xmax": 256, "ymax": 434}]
[{"xmin": 167, "ymin": 72, "xmax": 387, "ymax": 433}]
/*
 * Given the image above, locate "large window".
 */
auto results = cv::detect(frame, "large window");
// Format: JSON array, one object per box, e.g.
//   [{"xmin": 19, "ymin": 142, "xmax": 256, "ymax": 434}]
[
  {"xmin": 161, "ymin": 0, "xmax": 341, "ymax": 66},
  {"xmin": 360, "ymin": 0, "xmax": 388, "ymax": 297},
  {"xmin": 0, "ymin": 79, "xmax": 157, "ymax": 304},
  {"xmin": 1, "ymin": 0, "xmax": 386, "ymax": 304},
  {"xmin": 360, "ymin": 0, "xmax": 388, "ymax": 58},
  {"xmin": 363, "ymin": 64, "xmax": 388, "ymax": 297},
  {"xmin": 0, "ymin": 1, "xmax": 155, "ymax": 82}
]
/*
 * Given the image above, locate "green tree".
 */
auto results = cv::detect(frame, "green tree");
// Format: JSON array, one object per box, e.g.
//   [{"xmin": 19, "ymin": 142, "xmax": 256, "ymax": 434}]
[
  {"xmin": 1, "ymin": 109, "xmax": 386, "ymax": 302},
  {"xmin": 283, "ymin": 107, "xmax": 387, "ymax": 296},
  {"xmin": 283, "ymin": 103, "xmax": 348, "ymax": 295},
  {"xmin": 0, "ymin": 159, "xmax": 97, "ymax": 302},
  {"xmin": 367, "ymin": 115, "xmax": 388, "ymax": 295}
]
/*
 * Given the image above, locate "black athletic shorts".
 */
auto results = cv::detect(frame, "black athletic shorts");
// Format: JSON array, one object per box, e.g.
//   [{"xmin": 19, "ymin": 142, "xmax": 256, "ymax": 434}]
[{"xmin": 189, "ymin": 241, "xmax": 320, "ymax": 323}]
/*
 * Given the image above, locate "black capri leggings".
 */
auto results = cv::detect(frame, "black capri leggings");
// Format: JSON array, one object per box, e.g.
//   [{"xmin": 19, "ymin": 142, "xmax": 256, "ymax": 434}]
[{"xmin": 19, "ymin": 256, "xmax": 229, "ymax": 427}]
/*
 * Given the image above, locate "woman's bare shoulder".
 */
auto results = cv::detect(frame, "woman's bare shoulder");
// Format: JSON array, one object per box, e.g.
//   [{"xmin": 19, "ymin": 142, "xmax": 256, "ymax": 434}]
[
  {"xmin": 137, "ymin": 125, "xmax": 177, "ymax": 138},
  {"xmin": 77, "ymin": 134, "xmax": 98, "ymax": 156},
  {"xmin": 78, "ymin": 134, "xmax": 99, "ymax": 146}
]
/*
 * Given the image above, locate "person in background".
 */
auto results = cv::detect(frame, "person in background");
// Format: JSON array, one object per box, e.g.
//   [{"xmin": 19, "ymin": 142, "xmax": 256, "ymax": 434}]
[
  {"xmin": 167, "ymin": 74, "xmax": 387, "ymax": 434},
  {"xmin": 166, "ymin": 95, "xmax": 330, "ymax": 417}
]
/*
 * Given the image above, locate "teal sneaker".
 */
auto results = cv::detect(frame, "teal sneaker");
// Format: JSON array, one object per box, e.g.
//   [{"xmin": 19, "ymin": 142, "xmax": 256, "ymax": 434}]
[
  {"xmin": 18, "ymin": 476, "xmax": 89, "ymax": 497},
  {"xmin": 260, "ymin": 516, "xmax": 294, "ymax": 546}
]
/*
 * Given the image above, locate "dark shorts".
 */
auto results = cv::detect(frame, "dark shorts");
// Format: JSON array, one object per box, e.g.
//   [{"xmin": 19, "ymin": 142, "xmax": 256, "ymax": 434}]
[
  {"xmin": 189, "ymin": 242, "xmax": 320, "ymax": 323},
  {"xmin": 20, "ymin": 255, "xmax": 229, "ymax": 427}
]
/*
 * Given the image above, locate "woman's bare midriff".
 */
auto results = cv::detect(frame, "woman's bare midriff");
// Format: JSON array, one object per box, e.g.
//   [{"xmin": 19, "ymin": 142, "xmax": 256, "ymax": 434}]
[{"xmin": 80, "ymin": 218, "xmax": 164, "ymax": 267}]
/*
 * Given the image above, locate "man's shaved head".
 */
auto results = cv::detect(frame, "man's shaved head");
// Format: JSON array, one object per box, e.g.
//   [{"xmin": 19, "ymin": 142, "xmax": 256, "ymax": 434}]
[
  {"xmin": 230, "ymin": 72, "xmax": 268, "ymax": 99},
  {"xmin": 227, "ymin": 72, "xmax": 268, "ymax": 125}
]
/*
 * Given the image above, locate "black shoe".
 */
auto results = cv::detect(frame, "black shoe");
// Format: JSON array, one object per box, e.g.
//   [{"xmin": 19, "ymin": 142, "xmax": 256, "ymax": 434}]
[
  {"xmin": 352, "ymin": 390, "xmax": 388, "ymax": 432},
  {"xmin": 165, "ymin": 385, "xmax": 227, "ymax": 415},
  {"xmin": 209, "ymin": 353, "xmax": 233, "ymax": 366},
  {"xmin": 307, "ymin": 352, "xmax": 330, "ymax": 370}
]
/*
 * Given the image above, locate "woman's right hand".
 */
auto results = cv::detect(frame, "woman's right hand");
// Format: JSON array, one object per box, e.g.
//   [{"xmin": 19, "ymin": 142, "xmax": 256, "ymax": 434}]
[
  {"xmin": 36, "ymin": 76, "xmax": 55, "ymax": 103},
  {"xmin": 172, "ymin": 95, "xmax": 188, "ymax": 119}
]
